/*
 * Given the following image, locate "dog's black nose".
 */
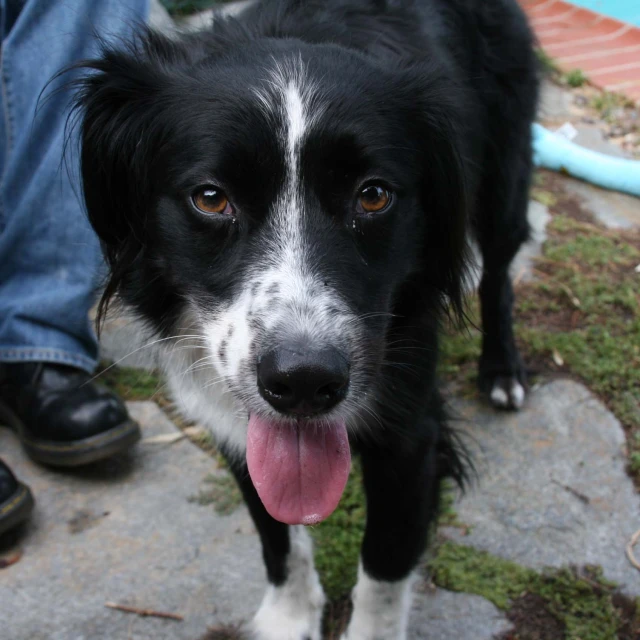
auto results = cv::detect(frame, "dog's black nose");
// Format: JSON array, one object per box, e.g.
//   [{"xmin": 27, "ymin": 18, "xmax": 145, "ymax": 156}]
[{"xmin": 257, "ymin": 344, "xmax": 349, "ymax": 415}]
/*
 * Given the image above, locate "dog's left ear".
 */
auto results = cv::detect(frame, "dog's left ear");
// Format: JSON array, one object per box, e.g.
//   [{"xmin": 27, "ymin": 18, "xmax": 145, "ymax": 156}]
[
  {"xmin": 409, "ymin": 70, "xmax": 474, "ymax": 322},
  {"xmin": 72, "ymin": 30, "xmax": 199, "ymax": 322}
]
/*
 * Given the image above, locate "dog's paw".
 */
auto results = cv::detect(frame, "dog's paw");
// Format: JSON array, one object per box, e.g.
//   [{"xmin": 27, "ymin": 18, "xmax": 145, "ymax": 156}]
[
  {"xmin": 340, "ymin": 566, "xmax": 411, "ymax": 640},
  {"xmin": 488, "ymin": 375, "xmax": 526, "ymax": 410},
  {"xmin": 249, "ymin": 582, "xmax": 325, "ymax": 640}
]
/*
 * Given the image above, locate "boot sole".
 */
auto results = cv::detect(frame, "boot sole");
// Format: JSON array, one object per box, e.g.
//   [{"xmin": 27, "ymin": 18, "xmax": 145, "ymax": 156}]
[
  {"xmin": 0, "ymin": 482, "xmax": 34, "ymax": 536},
  {"xmin": 0, "ymin": 402, "xmax": 141, "ymax": 467}
]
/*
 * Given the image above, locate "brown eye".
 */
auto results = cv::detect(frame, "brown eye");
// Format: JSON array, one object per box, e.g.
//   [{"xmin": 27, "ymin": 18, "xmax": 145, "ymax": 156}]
[
  {"xmin": 357, "ymin": 185, "xmax": 391, "ymax": 213},
  {"xmin": 192, "ymin": 186, "xmax": 232, "ymax": 215}
]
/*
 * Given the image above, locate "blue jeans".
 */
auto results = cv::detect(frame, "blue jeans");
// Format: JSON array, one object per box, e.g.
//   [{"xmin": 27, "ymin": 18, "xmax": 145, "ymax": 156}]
[{"xmin": 0, "ymin": 0, "xmax": 148, "ymax": 373}]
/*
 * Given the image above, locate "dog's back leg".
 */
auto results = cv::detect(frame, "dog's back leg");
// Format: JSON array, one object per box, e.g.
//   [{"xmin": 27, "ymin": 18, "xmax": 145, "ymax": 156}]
[
  {"xmin": 341, "ymin": 431, "xmax": 444, "ymax": 639},
  {"xmin": 474, "ymin": 123, "xmax": 533, "ymax": 410},
  {"xmin": 225, "ymin": 455, "xmax": 326, "ymax": 640}
]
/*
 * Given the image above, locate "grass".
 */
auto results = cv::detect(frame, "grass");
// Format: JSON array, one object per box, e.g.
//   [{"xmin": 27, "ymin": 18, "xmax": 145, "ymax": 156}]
[
  {"xmin": 515, "ymin": 183, "xmax": 640, "ymax": 481},
  {"xmin": 309, "ymin": 460, "xmax": 367, "ymax": 602},
  {"xmin": 434, "ymin": 172, "xmax": 640, "ymax": 636},
  {"xmin": 98, "ymin": 363, "xmax": 164, "ymax": 401},
  {"xmin": 441, "ymin": 170, "xmax": 640, "ymax": 483},
  {"xmin": 564, "ymin": 69, "xmax": 587, "ymax": 88},
  {"xmin": 188, "ymin": 473, "xmax": 243, "ymax": 516},
  {"xmin": 430, "ymin": 542, "xmax": 639, "ymax": 639},
  {"xmin": 590, "ymin": 91, "xmax": 635, "ymax": 121},
  {"xmin": 536, "ymin": 48, "xmax": 560, "ymax": 76}
]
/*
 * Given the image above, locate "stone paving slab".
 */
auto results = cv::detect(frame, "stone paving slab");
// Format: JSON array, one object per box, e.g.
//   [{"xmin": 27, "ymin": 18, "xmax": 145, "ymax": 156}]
[
  {"xmin": 410, "ymin": 589, "xmax": 511, "ymax": 639},
  {"xmin": 4, "ymin": 379, "xmax": 637, "ymax": 637},
  {"xmin": 559, "ymin": 174, "xmax": 640, "ymax": 229},
  {"xmin": 0, "ymin": 402, "xmax": 265, "ymax": 640},
  {"xmin": 445, "ymin": 379, "xmax": 640, "ymax": 596},
  {"xmin": 0, "ymin": 401, "xmax": 509, "ymax": 639}
]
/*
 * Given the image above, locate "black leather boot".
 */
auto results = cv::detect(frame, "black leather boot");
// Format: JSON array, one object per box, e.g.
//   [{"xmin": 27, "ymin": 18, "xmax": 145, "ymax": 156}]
[
  {"xmin": 0, "ymin": 458, "xmax": 34, "ymax": 535},
  {"xmin": 0, "ymin": 363, "xmax": 140, "ymax": 466}
]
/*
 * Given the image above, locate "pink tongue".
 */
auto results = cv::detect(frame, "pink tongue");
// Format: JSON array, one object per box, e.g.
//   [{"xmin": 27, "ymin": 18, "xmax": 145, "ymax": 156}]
[{"xmin": 246, "ymin": 415, "xmax": 351, "ymax": 525}]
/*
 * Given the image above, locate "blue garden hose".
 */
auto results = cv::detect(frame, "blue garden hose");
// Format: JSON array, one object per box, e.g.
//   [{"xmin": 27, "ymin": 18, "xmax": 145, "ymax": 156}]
[{"xmin": 532, "ymin": 123, "xmax": 640, "ymax": 197}]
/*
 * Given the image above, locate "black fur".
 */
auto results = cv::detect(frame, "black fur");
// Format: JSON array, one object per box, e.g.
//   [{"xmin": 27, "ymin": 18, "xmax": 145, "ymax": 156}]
[{"xmin": 73, "ymin": 0, "xmax": 538, "ymax": 632}]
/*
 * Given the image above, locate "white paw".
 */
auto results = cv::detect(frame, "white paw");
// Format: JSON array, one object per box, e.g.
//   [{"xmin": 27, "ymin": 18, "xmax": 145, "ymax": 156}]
[
  {"xmin": 341, "ymin": 565, "xmax": 412, "ymax": 640},
  {"xmin": 250, "ymin": 583, "xmax": 324, "ymax": 640},
  {"xmin": 251, "ymin": 527, "xmax": 325, "ymax": 640},
  {"xmin": 490, "ymin": 377, "xmax": 525, "ymax": 410}
]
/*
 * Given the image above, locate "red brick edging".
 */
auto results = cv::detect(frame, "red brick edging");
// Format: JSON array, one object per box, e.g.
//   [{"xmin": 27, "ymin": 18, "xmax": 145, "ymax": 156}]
[{"xmin": 519, "ymin": 0, "xmax": 640, "ymax": 103}]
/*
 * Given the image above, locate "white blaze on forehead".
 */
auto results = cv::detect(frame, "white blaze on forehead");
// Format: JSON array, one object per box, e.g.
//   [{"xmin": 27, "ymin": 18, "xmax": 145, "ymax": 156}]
[
  {"xmin": 284, "ymin": 80, "xmax": 306, "ymax": 171},
  {"xmin": 251, "ymin": 57, "xmax": 324, "ymax": 308}
]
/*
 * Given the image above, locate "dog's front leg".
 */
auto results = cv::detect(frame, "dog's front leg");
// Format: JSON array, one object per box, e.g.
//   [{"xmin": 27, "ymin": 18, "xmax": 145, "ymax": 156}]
[
  {"xmin": 227, "ymin": 456, "xmax": 325, "ymax": 640},
  {"xmin": 342, "ymin": 435, "xmax": 442, "ymax": 640}
]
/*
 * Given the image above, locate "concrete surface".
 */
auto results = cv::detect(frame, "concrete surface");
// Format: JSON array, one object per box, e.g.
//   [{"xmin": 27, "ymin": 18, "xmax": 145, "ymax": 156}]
[
  {"xmin": 510, "ymin": 200, "xmax": 552, "ymax": 283},
  {"xmin": 445, "ymin": 380, "xmax": 640, "ymax": 596},
  {"xmin": 572, "ymin": 124, "xmax": 630, "ymax": 159},
  {"xmin": 560, "ymin": 174, "xmax": 640, "ymax": 230},
  {"xmin": 0, "ymin": 401, "xmax": 513, "ymax": 640},
  {"xmin": 3, "ymin": 379, "xmax": 638, "ymax": 637},
  {"xmin": 410, "ymin": 589, "xmax": 511, "ymax": 640},
  {"xmin": 98, "ymin": 310, "xmax": 157, "ymax": 371},
  {"xmin": 149, "ymin": 0, "xmax": 174, "ymax": 32},
  {"xmin": 538, "ymin": 80, "xmax": 575, "ymax": 122},
  {"xmin": 0, "ymin": 402, "xmax": 264, "ymax": 640}
]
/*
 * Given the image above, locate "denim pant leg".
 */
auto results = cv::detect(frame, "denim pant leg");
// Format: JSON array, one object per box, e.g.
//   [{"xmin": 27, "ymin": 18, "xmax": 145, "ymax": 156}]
[{"xmin": 0, "ymin": 0, "xmax": 149, "ymax": 373}]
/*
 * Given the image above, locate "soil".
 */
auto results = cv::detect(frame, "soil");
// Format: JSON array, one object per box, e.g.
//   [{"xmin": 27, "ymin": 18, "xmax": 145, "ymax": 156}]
[{"xmin": 498, "ymin": 593, "xmax": 566, "ymax": 640}]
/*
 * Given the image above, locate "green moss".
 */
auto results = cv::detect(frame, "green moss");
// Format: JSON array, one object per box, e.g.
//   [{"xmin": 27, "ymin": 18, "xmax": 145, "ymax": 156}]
[
  {"xmin": 531, "ymin": 187, "xmax": 558, "ymax": 208},
  {"xmin": 439, "ymin": 327, "xmax": 482, "ymax": 375},
  {"xmin": 437, "ymin": 480, "xmax": 469, "ymax": 531},
  {"xmin": 545, "ymin": 224, "xmax": 639, "ymax": 268},
  {"xmin": 534, "ymin": 567, "xmax": 619, "ymax": 640},
  {"xmin": 511, "ymin": 213, "xmax": 640, "ymax": 478},
  {"xmin": 188, "ymin": 473, "xmax": 243, "ymax": 516},
  {"xmin": 430, "ymin": 542, "xmax": 629, "ymax": 639},
  {"xmin": 99, "ymin": 363, "xmax": 163, "ymax": 401},
  {"xmin": 564, "ymin": 69, "xmax": 587, "ymax": 88},
  {"xmin": 310, "ymin": 460, "xmax": 366, "ymax": 600},
  {"xmin": 536, "ymin": 48, "xmax": 560, "ymax": 75},
  {"xmin": 590, "ymin": 92, "xmax": 634, "ymax": 120},
  {"xmin": 431, "ymin": 542, "xmax": 534, "ymax": 609}
]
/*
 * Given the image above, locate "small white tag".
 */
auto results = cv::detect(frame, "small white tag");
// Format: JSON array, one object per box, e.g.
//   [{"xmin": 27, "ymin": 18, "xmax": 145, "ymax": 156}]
[{"xmin": 554, "ymin": 122, "xmax": 578, "ymax": 141}]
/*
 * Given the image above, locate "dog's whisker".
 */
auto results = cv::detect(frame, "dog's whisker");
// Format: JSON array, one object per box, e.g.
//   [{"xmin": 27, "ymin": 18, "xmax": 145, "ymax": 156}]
[{"xmin": 86, "ymin": 334, "xmax": 205, "ymax": 386}]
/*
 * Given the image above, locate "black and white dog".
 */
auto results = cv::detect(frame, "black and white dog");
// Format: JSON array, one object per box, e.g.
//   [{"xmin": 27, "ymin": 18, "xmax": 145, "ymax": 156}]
[{"xmin": 75, "ymin": 0, "xmax": 538, "ymax": 636}]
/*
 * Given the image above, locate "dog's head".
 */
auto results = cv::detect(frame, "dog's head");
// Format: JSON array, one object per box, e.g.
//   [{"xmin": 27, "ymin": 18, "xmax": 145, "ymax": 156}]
[{"xmin": 75, "ymin": 27, "xmax": 470, "ymax": 524}]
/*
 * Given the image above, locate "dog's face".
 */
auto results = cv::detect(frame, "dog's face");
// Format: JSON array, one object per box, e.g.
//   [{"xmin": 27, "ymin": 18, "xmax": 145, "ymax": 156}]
[{"xmin": 78, "ymin": 33, "xmax": 469, "ymax": 524}]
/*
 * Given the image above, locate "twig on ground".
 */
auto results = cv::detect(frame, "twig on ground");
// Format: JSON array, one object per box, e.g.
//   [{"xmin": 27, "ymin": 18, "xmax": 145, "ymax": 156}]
[
  {"xmin": 531, "ymin": 267, "xmax": 581, "ymax": 307},
  {"xmin": 626, "ymin": 529, "xmax": 640, "ymax": 571},
  {"xmin": 551, "ymin": 479, "xmax": 590, "ymax": 504},
  {"xmin": 105, "ymin": 602, "xmax": 184, "ymax": 621}
]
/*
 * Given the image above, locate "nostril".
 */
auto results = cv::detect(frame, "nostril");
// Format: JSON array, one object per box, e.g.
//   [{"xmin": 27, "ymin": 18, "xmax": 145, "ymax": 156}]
[
  {"xmin": 317, "ymin": 381, "xmax": 346, "ymax": 399},
  {"xmin": 267, "ymin": 381, "xmax": 293, "ymax": 398},
  {"xmin": 257, "ymin": 344, "xmax": 350, "ymax": 415}
]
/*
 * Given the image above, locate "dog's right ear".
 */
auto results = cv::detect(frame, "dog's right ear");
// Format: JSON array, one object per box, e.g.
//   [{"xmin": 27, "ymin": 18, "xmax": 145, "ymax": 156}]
[{"xmin": 71, "ymin": 29, "xmax": 199, "ymax": 322}]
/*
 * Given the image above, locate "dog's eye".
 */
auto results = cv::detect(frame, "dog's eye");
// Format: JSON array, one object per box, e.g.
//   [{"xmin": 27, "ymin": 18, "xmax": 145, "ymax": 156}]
[
  {"xmin": 357, "ymin": 185, "xmax": 391, "ymax": 214},
  {"xmin": 191, "ymin": 186, "xmax": 233, "ymax": 216}
]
